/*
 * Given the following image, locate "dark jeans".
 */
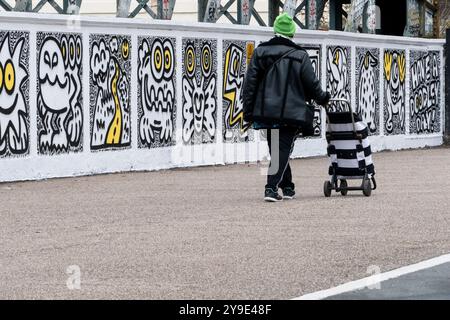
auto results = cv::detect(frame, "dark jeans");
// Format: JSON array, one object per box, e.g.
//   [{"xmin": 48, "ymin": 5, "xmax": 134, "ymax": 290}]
[{"xmin": 266, "ymin": 127, "xmax": 300, "ymax": 191}]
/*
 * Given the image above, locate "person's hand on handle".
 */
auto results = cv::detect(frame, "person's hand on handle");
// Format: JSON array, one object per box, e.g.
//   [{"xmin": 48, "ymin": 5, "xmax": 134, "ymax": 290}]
[{"xmin": 321, "ymin": 92, "xmax": 331, "ymax": 107}]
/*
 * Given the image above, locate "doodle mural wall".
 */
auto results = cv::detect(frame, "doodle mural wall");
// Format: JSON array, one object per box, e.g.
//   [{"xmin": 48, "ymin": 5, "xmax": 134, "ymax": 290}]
[
  {"xmin": 0, "ymin": 13, "xmax": 445, "ymax": 182},
  {"xmin": 182, "ymin": 38, "xmax": 217, "ymax": 145},
  {"xmin": 383, "ymin": 49, "xmax": 406, "ymax": 135},
  {"xmin": 409, "ymin": 50, "xmax": 441, "ymax": 134},
  {"xmin": 138, "ymin": 37, "xmax": 176, "ymax": 148},
  {"xmin": 37, "ymin": 32, "xmax": 83, "ymax": 154},
  {"xmin": 355, "ymin": 47, "xmax": 380, "ymax": 135},
  {"xmin": 90, "ymin": 34, "xmax": 131, "ymax": 151},
  {"xmin": 222, "ymin": 40, "xmax": 254, "ymax": 143},
  {"xmin": 303, "ymin": 44, "xmax": 322, "ymax": 137},
  {"xmin": 0, "ymin": 31, "xmax": 29, "ymax": 157},
  {"xmin": 326, "ymin": 45, "xmax": 351, "ymax": 112}
]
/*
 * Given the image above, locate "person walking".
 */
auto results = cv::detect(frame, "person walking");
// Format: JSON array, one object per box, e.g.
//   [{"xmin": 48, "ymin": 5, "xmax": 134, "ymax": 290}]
[{"xmin": 243, "ymin": 12, "xmax": 330, "ymax": 202}]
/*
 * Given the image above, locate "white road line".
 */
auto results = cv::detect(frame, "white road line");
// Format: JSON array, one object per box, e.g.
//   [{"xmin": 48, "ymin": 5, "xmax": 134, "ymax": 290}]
[{"xmin": 293, "ymin": 253, "xmax": 450, "ymax": 300}]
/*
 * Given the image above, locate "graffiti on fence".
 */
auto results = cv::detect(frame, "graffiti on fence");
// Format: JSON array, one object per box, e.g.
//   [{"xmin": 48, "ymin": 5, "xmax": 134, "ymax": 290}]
[
  {"xmin": 138, "ymin": 37, "xmax": 176, "ymax": 148},
  {"xmin": 90, "ymin": 34, "xmax": 131, "ymax": 150},
  {"xmin": 222, "ymin": 40, "xmax": 254, "ymax": 143},
  {"xmin": 355, "ymin": 47, "xmax": 380, "ymax": 135},
  {"xmin": 304, "ymin": 44, "xmax": 323, "ymax": 137},
  {"xmin": 384, "ymin": 49, "xmax": 406, "ymax": 135},
  {"xmin": 37, "ymin": 33, "xmax": 83, "ymax": 154},
  {"xmin": 410, "ymin": 50, "xmax": 441, "ymax": 134},
  {"xmin": 326, "ymin": 45, "xmax": 351, "ymax": 112},
  {"xmin": 0, "ymin": 31, "xmax": 29, "ymax": 158},
  {"xmin": 182, "ymin": 38, "xmax": 217, "ymax": 144}
]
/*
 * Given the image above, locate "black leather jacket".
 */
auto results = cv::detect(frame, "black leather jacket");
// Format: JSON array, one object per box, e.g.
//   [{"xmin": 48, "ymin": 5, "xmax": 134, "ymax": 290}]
[{"xmin": 243, "ymin": 36, "xmax": 329, "ymax": 129}]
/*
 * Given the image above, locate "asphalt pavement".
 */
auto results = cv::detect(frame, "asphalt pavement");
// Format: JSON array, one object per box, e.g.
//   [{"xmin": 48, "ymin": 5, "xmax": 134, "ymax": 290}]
[{"xmin": 1, "ymin": 147, "xmax": 449, "ymax": 299}]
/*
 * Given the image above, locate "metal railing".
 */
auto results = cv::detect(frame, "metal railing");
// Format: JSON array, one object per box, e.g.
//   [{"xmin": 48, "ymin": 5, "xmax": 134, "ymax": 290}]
[
  {"xmin": 0, "ymin": 0, "xmax": 327, "ymax": 28},
  {"xmin": 0, "ymin": 0, "xmax": 82, "ymax": 14}
]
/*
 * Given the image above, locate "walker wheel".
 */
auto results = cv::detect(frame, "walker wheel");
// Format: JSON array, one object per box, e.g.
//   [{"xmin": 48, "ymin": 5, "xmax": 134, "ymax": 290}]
[
  {"xmin": 324, "ymin": 181, "xmax": 332, "ymax": 197},
  {"xmin": 340, "ymin": 179, "xmax": 348, "ymax": 196},
  {"xmin": 362, "ymin": 178, "xmax": 372, "ymax": 197}
]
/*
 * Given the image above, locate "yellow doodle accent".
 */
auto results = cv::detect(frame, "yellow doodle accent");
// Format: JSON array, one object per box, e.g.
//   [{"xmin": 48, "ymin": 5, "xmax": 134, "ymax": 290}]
[
  {"xmin": 185, "ymin": 47, "xmax": 195, "ymax": 74},
  {"xmin": 0, "ymin": 63, "xmax": 3, "ymax": 90},
  {"xmin": 122, "ymin": 40, "xmax": 129, "ymax": 60},
  {"xmin": 106, "ymin": 62, "xmax": 122, "ymax": 144},
  {"xmin": 364, "ymin": 52, "xmax": 369, "ymax": 69},
  {"xmin": 202, "ymin": 46, "xmax": 211, "ymax": 74},
  {"xmin": 384, "ymin": 52, "xmax": 392, "ymax": 81},
  {"xmin": 4, "ymin": 61, "xmax": 15, "ymax": 93},
  {"xmin": 333, "ymin": 50, "xmax": 340, "ymax": 65},
  {"xmin": 223, "ymin": 47, "xmax": 246, "ymax": 133},
  {"xmin": 62, "ymin": 45, "xmax": 66, "ymax": 61},
  {"xmin": 164, "ymin": 48, "xmax": 171, "ymax": 71},
  {"xmin": 246, "ymin": 42, "xmax": 254, "ymax": 67},
  {"xmin": 155, "ymin": 46, "xmax": 162, "ymax": 72},
  {"xmin": 398, "ymin": 53, "xmax": 406, "ymax": 83},
  {"xmin": 70, "ymin": 43, "xmax": 74, "ymax": 60}
]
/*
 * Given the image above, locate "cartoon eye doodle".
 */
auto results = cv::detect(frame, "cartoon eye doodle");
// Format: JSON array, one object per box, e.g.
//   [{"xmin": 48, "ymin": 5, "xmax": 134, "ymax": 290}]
[
  {"xmin": 69, "ymin": 36, "xmax": 76, "ymax": 68},
  {"xmin": 201, "ymin": 43, "xmax": 212, "ymax": 78},
  {"xmin": 185, "ymin": 43, "xmax": 196, "ymax": 78},
  {"xmin": 61, "ymin": 36, "xmax": 69, "ymax": 67},
  {"xmin": 151, "ymin": 39, "xmax": 164, "ymax": 81},
  {"xmin": 52, "ymin": 52, "xmax": 58, "ymax": 68},
  {"xmin": 76, "ymin": 36, "xmax": 82, "ymax": 65},
  {"xmin": 163, "ymin": 40, "xmax": 174, "ymax": 79},
  {"xmin": 0, "ymin": 62, "xmax": 3, "ymax": 92},
  {"xmin": 4, "ymin": 60, "xmax": 15, "ymax": 94},
  {"xmin": 44, "ymin": 51, "xmax": 51, "ymax": 67},
  {"xmin": 122, "ymin": 39, "xmax": 129, "ymax": 60}
]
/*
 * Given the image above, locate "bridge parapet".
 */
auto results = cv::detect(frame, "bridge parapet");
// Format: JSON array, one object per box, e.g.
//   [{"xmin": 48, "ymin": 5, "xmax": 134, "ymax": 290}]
[{"xmin": 0, "ymin": 12, "xmax": 446, "ymax": 182}]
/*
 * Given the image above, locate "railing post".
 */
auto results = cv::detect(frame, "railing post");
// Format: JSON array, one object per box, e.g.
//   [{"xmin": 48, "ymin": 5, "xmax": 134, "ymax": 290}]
[
  {"xmin": 268, "ymin": 0, "xmax": 280, "ymax": 27},
  {"xmin": 14, "ymin": 0, "xmax": 32, "ymax": 11},
  {"xmin": 117, "ymin": 0, "xmax": 131, "ymax": 17},
  {"xmin": 198, "ymin": 0, "xmax": 208, "ymax": 21},
  {"xmin": 445, "ymin": 28, "xmax": 450, "ymax": 144},
  {"xmin": 283, "ymin": 0, "xmax": 298, "ymax": 17},
  {"xmin": 157, "ymin": 0, "xmax": 176, "ymax": 19},
  {"xmin": 329, "ymin": 0, "xmax": 343, "ymax": 31},
  {"xmin": 64, "ymin": 0, "xmax": 82, "ymax": 14},
  {"xmin": 237, "ymin": 0, "xmax": 255, "ymax": 25},
  {"xmin": 203, "ymin": 0, "xmax": 221, "ymax": 23}
]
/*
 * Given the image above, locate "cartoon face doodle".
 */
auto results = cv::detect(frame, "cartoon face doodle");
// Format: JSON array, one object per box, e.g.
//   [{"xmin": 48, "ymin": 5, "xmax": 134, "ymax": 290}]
[
  {"xmin": 182, "ymin": 39, "xmax": 217, "ymax": 144},
  {"xmin": 223, "ymin": 42, "xmax": 252, "ymax": 142},
  {"xmin": 327, "ymin": 46, "xmax": 351, "ymax": 112},
  {"xmin": 122, "ymin": 39, "xmax": 130, "ymax": 60},
  {"xmin": 37, "ymin": 34, "xmax": 83, "ymax": 154},
  {"xmin": 384, "ymin": 50, "xmax": 406, "ymax": 134},
  {"xmin": 304, "ymin": 46, "xmax": 322, "ymax": 137},
  {"xmin": 90, "ymin": 35, "xmax": 131, "ymax": 150},
  {"xmin": 39, "ymin": 38, "xmax": 70, "ymax": 112},
  {"xmin": 0, "ymin": 33, "xmax": 29, "ymax": 156},
  {"xmin": 138, "ymin": 38, "xmax": 176, "ymax": 147},
  {"xmin": 357, "ymin": 50, "xmax": 379, "ymax": 133}
]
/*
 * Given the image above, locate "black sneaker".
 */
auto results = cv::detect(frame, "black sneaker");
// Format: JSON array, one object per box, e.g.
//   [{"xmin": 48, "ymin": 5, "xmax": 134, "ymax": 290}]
[
  {"xmin": 264, "ymin": 188, "xmax": 283, "ymax": 202},
  {"xmin": 282, "ymin": 187, "xmax": 295, "ymax": 200}
]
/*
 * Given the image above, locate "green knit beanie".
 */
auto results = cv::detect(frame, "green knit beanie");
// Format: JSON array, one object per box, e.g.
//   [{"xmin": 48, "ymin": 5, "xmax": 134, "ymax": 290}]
[{"xmin": 274, "ymin": 13, "xmax": 296, "ymax": 38}]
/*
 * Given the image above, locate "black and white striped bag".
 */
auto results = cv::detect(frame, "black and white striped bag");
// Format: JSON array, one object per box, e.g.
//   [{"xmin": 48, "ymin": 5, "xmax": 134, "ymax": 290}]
[{"xmin": 326, "ymin": 112, "xmax": 375, "ymax": 179}]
